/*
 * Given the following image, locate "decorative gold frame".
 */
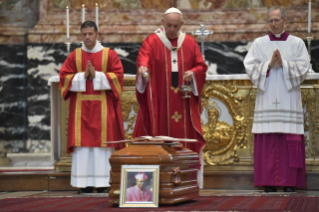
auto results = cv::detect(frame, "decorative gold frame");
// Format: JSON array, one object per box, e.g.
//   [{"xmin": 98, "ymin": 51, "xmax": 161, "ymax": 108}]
[{"xmin": 119, "ymin": 165, "xmax": 160, "ymax": 208}]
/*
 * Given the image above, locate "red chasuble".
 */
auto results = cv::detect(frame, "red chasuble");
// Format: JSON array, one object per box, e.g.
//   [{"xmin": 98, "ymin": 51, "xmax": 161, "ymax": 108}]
[
  {"xmin": 133, "ymin": 32, "xmax": 208, "ymax": 155},
  {"xmin": 59, "ymin": 48, "xmax": 125, "ymax": 153}
]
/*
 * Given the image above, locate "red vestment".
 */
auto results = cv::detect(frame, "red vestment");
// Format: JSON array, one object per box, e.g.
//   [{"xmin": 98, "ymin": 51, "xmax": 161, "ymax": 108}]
[
  {"xmin": 133, "ymin": 32, "xmax": 208, "ymax": 155},
  {"xmin": 59, "ymin": 48, "xmax": 125, "ymax": 153}
]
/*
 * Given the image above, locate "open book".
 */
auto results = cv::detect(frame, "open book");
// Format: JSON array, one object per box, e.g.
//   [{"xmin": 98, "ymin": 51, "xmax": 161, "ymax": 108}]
[
  {"xmin": 132, "ymin": 136, "xmax": 198, "ymax": 142},
  {"xmin": 103, "ymin": 136, "xmax": 198, "ymax": 144}
]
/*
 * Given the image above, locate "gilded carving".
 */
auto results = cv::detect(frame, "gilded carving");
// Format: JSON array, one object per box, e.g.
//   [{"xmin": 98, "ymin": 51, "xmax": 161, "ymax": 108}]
[
  {"xmin": 201, "ymin": 81, "xmax": 248, "ymax": 165},
  {"xmin": 120, "ymin": 90, "xmax": 139, "ymax": 140},
  {"xmin": 301, "ymin": 89, "xmax": 316, "ymax": 158}
]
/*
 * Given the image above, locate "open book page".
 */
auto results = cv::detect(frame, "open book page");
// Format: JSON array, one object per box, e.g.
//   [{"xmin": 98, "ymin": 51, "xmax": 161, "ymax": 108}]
[
  {"xmin": 103, "ymin": 136, "xmax": 197, "ymax": 144},
  {"xmin": 152, "ymin": 136, "xmax": 197, "ymax": 142}
]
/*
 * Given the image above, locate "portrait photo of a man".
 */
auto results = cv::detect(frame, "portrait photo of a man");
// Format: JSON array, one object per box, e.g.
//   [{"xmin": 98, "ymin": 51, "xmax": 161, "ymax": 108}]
[{"xmin": 125, "ymin": 172, "xmax": 153, "ymax": 202}]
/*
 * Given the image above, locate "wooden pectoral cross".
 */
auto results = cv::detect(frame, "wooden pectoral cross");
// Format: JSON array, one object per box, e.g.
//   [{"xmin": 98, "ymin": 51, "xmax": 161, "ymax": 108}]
[{"xmin": 272, "ymin": 98, "xmax": 280, "ymax": 108}]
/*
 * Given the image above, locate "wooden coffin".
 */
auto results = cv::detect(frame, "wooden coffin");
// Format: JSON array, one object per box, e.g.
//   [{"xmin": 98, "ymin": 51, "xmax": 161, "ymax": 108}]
[{"xmin": 109, "ymin": 141, "xmax": 199, "ymax": 204}]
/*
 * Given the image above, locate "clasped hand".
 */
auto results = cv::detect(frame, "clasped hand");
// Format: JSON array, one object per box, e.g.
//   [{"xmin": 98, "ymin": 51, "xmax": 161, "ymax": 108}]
[
  {"xmin": 269, "ymin": 49, "xmax": 283, "ymax": 69},
  {"xmin": 85, "ymin": 61, "xmax": 95, "ymax": 79}
]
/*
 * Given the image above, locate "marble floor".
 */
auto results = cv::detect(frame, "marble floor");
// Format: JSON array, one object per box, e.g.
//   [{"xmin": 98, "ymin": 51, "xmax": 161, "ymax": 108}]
[{"xmin": 1, "ymin": 189, "xmax": 319, "ymax": 200}]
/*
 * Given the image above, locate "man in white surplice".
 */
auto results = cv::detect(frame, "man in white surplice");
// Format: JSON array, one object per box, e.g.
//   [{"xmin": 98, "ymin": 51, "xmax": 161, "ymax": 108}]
[{"xmin": 244, "ymin": 6, "xmax": 309, "ymax": 193}]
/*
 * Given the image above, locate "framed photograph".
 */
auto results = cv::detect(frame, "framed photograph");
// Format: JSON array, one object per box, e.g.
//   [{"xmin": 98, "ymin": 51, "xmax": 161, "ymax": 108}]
[{"xmin": 119, "ymin": 165, "xmax": 160, "ymax": 208}]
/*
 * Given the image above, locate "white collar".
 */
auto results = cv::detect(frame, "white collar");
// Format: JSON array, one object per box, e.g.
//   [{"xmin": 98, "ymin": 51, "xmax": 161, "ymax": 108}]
[
  {"xmin": 155, "ymin": 28, "xmax": 185, "ymax": 51},
  {"xmin": 82, "ymin": 42, "xmax": 103, "ymax": 53},
  {"xmin": 272, "ymin": 30, "xmax": 285, "ymax": 38}
]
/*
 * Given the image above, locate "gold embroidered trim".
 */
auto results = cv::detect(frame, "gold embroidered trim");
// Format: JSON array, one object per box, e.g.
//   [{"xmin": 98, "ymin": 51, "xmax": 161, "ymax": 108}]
[
  {"xmin": 165, "ymin": 46, "xmax": 170, "ymax": 136},
  {"xmin": 76, "ymin": 48, "xmax": 82, "ymax": 73},
  {"xmin": 81, "ymin": 95, "xmax": 104, "ymax": 101},
  {"xmin": 102, "ymin": 48, "xmax": 109, "ymax": 73},
  {"xmin": 181, "ymin": 46, "xmax": 187, "ymax": 140},
  {"xmin": 61, "ymin": 74, "xmax": 74, "ymax": 97},
  {"xmin": 172, "ymin": 111, "xmax": 182, "ymax": 123},
  {"xmin": 148, "ymin": 68, "xmax": 156, "ymax": 135},
  {"xmin": 75, "ymin": 92, "xmax": 82, "ymax": 146},
  {"xmin": 101, "ymin": 91, "xmax": 107, "ymax": 147},
  {"xmin": 170, "ymin": 86, "xmax": 179, "ymax": 94},
  {"xmin": 107, "ymin": 72, "xmax": 122, "ymax": 96}
]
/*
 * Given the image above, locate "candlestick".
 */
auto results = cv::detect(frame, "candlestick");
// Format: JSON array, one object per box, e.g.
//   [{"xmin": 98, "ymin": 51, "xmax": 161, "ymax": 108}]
[
  {"xmin": 308, "ymin": 0, "xmax": 311, "ymax": 35},
  {"xmin": 82, "ymin": 4, "xmax": 85, "ymax": 23},
  {"xmin": 66, "ymin": 6, "xmax": 69, "ymax": 39},
  {"xmin": 306, "ymin": 36, "xmax": 314, "ymax": 73},
  {"xmin": 95, "ymin": 3, "xmax": 99, "ymax": 30}
]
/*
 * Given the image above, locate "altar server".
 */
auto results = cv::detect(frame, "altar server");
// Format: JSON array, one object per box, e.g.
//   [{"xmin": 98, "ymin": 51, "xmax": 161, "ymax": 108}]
[
  {"xmin": 59, "ymin": 21, "xmax": 125, "ymax": 194},
  {"xmin": 244, "ymin": 6, "xmax": 309, "ymax": 193}
]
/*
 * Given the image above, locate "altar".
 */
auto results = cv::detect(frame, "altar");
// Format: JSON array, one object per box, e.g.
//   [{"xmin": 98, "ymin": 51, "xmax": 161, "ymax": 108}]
[{"xmin": 49, "ymin": 73, "xmax": 319, "ymax": 189}]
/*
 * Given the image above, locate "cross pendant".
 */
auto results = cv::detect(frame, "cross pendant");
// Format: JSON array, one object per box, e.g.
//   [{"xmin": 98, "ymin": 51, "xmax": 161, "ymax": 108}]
[
  {"xmin": 272, "ymin": 98, "xmax": 280, "ymax": 108},
  {"xmin": 172, "ymin": 59, "xmax": 177, "ymax": 64}
]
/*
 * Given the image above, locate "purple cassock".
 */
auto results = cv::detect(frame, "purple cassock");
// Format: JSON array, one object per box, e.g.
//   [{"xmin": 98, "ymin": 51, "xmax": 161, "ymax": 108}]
[
  {"xmin": 244, "ymin": 31, "xmax": 309, "ymax": 188},
  {"xmin": 254, "ymin": 133, "xmax": 305, "ymax": 187}
]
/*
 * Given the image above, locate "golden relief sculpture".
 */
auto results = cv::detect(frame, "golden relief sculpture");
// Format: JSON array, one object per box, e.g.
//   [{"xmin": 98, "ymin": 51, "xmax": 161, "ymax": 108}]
[
  {"xmin": 200, "ymin": 81, "xmax": 247, "ymax": 165},
  {"xmin": 120, "ymin": 88, "xmax": 139, "ymax": 140},
  {"xmin": 301, "ymin": 88, "xmax": 316, "ymax": 158}
]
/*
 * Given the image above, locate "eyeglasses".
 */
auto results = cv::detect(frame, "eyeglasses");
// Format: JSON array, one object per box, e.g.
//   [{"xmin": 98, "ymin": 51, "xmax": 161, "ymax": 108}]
[{"xmin": 268, "ymin": 19, "xmax": 282, "ymax": 24}]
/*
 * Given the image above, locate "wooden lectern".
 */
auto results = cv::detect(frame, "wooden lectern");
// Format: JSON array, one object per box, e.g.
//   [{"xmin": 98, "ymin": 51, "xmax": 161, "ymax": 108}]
[{"xmin": 108, "ymin": 140, "xmax": 200, "ymax": 205}]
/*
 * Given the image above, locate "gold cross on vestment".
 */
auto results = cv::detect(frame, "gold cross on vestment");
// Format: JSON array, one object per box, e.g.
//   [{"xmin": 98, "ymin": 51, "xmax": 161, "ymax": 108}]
[
  {"xmin": 171, "ymin": 111, "xmax": 182, "ymax": 122},
  {"xmin": 170, "ymin": 86, "xmax": 179, "ymax": 94}
]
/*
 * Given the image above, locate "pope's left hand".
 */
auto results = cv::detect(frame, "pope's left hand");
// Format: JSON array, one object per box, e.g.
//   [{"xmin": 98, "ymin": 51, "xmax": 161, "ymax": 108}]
[{"xmin": 184, "ymin": 71, "xmax": 193, "ymax": 82}]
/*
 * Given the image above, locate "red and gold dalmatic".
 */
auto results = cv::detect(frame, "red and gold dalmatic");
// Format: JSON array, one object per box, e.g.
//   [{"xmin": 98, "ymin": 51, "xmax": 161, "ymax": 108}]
[
  {"xmin": 133, "ymin": 31, "xmax": 208, "ymax": 156},
  {"xmin": 59, "ymin": 47, "xmax": 125, "ymax": 153}
]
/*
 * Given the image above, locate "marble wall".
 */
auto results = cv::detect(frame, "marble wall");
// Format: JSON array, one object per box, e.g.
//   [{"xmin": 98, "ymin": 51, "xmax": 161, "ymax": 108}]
[{"xmin": 0, "ymin": 0, "xmax": 319, "ymax": 155}]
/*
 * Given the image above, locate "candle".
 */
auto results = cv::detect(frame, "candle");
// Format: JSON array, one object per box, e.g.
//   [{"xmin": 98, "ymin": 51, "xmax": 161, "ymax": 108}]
[
  {"xmin": 82, "ymin": 4, "xmax": 85, "ymax": 23},
  {"xmin": 308, "ymin": 0, "xmax": 311, "ymax": 34},
  {"xmin": 95, "ymin": 3, "xmax": 99, "ymax": 30},
  {"xmin": 66, "ymin": 6, "xmax": 69, "ymax": 39}
]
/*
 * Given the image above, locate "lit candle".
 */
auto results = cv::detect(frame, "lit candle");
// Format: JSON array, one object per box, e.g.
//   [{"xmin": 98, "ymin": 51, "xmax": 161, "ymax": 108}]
[
  {"xmin": 82, "ymin": 4, "xmax": 85, "ymax": 23},
  {"xmin": 95, "ymin": 3, "xmax": 99, "ymax": 30},
  {"xmin": 66, "ymin": 6, "xmax": 69, "ymax": 39},
  {"xmin": 308, "ymin": 0, "xmax": 311, "ymax": 34}
]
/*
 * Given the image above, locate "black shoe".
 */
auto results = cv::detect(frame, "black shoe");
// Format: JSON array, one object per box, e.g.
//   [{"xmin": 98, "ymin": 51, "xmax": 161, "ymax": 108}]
[
  {"xmin": 283, "ymin": 187, "xmax": 295, "ymax": 192},
  {"xmin": 78, "ymin": 187, "xmax": 94, "ymax": 194},
  {"xmin": 264, "ymin": 186, "xmax": 277, "ymax": 192},
  {"xmin": 96, "ymin": 187, "xmax": 110, "ymax": 193}
]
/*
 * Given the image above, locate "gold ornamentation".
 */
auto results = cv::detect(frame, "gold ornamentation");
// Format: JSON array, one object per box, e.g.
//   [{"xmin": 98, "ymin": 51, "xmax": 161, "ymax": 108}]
[
  {"xmin": 201, "ymin": 81, "xmax": 247, "ymax": 165},
  {"xmin": 107, "ymin": 72, "xmax": 122, "ymax": 96},
  {"xmin": 301, "ymin": 89, "xmax": 316, "ymax": 157},
  {"xmin": 170, "ymin": 86, "xmax": 179, "ymax": 94},
  {"xmin": 76, "ymin": 48, "xmax": 82, "ymax": 73},
  {"xmin": 171, "ymin": 111, "xmax": 182, "ymax": 123},
  {"xmin": 120, "ymin": 90, "xmax": 139, "ymax": 140},
  {"xmin": 102, "ymin": 48, "xmax": 109, "ymax": 73},
  {"xmin": 60, "ymin": 74, "xmax": 74, "ymax": 97}
]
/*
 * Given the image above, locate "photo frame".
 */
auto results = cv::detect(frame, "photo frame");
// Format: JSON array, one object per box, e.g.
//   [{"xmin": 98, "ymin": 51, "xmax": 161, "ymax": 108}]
[{"xmin": 119, "ymin": 165, "xmax": 160, "ymax": 208}]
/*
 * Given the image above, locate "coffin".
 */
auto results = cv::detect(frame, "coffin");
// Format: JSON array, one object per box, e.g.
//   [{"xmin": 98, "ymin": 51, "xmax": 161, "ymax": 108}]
[{"xmin": 108, "ymin": 141, "xmax": 200, "ymax": 204}]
